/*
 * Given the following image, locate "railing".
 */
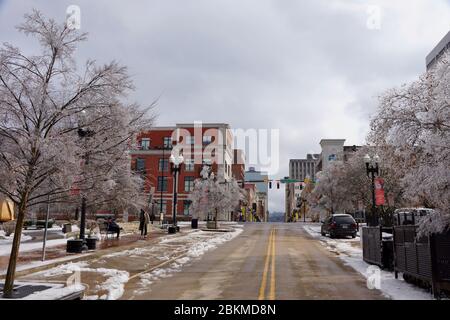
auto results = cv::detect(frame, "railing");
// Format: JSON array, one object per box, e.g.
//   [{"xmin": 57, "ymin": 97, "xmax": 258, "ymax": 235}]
[
  {"xmin": 393, "ymin": 225, "xmax": 450, "ymax": 299},
  {"xmin": 362, "ymin": 226, "xmax": 394, "ymax": 270}
]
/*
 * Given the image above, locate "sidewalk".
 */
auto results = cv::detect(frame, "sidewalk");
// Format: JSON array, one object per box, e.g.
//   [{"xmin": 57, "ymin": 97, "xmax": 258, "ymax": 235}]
[
  {"xmin": 11, "ymin": 223, "xmax": 243, "ymax": 300},
  {"xmin": 0, "ymin": 224, "xmax": 167, "ymax": 278}
]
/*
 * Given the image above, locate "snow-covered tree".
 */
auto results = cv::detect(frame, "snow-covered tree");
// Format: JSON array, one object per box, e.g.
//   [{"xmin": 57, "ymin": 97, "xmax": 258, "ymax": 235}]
[
  {"xmin": 307, "ymin": 147, "xmax": 404, "ymax": 222},
  {"xmin": 189, "ymin": 165, "xmax": 243, "ymax": 228},
  {"xmin": 369, "ymin": 51, "xmax": 450, "ymax": 235},
  {"xmin": 308, "ymin": 162, "xmax": 349, "ymax": 217},
  {"xmin": 0, "ymin": 10, "xmax": 154, "ymax": 296}
]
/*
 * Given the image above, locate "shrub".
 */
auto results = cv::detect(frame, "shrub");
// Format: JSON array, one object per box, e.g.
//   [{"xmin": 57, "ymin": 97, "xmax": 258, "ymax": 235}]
[{"xmin": 2, "ymin": 220, "xmax": 17, "ymax": 236}]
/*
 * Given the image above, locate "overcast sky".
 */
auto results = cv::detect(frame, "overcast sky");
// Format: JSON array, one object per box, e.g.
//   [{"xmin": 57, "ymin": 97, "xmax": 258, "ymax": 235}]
[{"xmin": 1, "ymin": 0, "xmax": 449, "ymax": 212}]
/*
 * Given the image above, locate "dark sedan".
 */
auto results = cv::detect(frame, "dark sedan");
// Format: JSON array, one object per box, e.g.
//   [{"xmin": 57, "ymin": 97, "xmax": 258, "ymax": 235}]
[{"xmin": 321, "ymin": 214, "xmax": 358, "ymax": 238}]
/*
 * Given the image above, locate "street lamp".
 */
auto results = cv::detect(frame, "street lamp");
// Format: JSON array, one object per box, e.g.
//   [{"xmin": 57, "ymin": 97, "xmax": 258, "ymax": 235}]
[
  {"xmin": 77, "ymin": 127, "xmax": 95, "ymax": 250},
  {"xmin": 169, "ymin": 153, "xmax": 184, "ymax": 233},
  {"xmin": 364, "ymin": 154, "xmax": 380, "ymax": 226}
]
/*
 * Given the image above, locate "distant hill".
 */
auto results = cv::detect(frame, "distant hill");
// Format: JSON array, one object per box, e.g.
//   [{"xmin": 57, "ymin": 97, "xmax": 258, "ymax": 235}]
[{"xmin": 268, "ymin": 211, "xmax": 284, "ymax": 222}]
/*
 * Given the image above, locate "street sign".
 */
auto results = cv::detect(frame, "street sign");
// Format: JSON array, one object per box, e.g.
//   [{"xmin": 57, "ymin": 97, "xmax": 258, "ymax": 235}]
[{"xmin": 280, "ymin": 179, "xmax": 302, "ymax": 183}]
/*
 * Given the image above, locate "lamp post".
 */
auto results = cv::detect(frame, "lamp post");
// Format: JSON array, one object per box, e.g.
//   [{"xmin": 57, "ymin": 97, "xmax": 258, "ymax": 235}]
[
  {"xmin": 364, "ymin": 154, "xmax": 380, "ymax": 227},
  {"xmin": 78, "ymin": 127, "xmax": 94, "ymax": 250},
  {"xmin": 169, "ymin": 153, "xmax": 184, "ymax": 233},
  {"xmin": 160, "ymin": 145, "xmax": 166, "ymax": 225}
]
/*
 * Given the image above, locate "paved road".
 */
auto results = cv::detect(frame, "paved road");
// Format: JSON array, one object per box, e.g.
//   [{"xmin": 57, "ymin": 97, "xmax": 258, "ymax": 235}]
[{"xmin": 122, "ymin": 223, "xmax": 386, "ymax": 300}]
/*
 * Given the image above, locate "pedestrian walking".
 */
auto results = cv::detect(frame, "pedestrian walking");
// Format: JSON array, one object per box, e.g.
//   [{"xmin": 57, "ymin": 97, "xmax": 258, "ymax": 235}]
[{"xmin": 139, "ymin": 209, "xmax": 150, "ymax": 238}]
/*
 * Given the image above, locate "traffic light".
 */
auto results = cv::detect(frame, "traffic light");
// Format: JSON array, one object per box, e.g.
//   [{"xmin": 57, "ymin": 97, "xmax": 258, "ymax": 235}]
[{"xmin": 269, "ymin": 181, "xmax": 272, "ymax": 189}]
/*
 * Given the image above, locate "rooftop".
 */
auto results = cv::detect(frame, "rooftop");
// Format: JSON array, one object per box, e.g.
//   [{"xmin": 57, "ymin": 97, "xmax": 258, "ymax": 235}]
[{"xmin": 426, "ymin": 30, "xmax": 450, "ymax": 69}]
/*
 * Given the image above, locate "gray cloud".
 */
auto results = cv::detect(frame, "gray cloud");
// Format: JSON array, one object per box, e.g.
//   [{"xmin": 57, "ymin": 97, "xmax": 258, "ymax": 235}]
[{"xmin": 1, "ymin": 0, "xmax": 449, "ymax": 212}]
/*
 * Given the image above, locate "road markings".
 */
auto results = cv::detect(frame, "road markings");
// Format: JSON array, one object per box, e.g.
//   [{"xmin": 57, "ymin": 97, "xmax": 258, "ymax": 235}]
[
  {"xmin": 269, "ymin": 228, "xmax": 276, "ymax": 300},
  {"xmin": 258, "ymin": 228, "xmax": 276, "ymax": 300}
]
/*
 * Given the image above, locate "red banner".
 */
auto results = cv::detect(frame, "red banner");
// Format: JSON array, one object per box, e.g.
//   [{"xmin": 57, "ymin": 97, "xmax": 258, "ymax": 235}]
[{"xmin": 374, "ymin": 177, "xmax": 385, "ymax": 206}]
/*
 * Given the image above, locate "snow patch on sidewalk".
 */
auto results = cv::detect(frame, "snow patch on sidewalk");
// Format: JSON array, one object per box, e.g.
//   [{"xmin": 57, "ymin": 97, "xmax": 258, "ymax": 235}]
[
  {"xmin": 0, "ymin": 237, "xmax": 70, "ymax": 257},
  {"xmin": 36, "ymin": 261, "xmax": 129, "ymax": 300},
  {"xmin": 303, "ymin": 223, "xmax": 434, "ymax": 300},
  {"xmin": 0, "ymin": 231, "xmax": 33, "ymax": 243}
]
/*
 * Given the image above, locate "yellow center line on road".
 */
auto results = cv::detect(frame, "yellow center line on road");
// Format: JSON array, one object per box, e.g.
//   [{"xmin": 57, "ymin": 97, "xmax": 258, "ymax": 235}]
[
  {"xmin": 258, "ymin": 228, "xmax": 276, "ymax": 300},
  {"xmin": 268, "ymin": 228, "xmax": 276, "ymax": 300}
]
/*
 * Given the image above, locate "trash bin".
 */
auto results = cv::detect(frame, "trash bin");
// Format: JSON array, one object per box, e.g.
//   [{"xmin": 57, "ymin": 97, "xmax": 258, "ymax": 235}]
[
  {"xmin": 62, "ymin": 223, "xmax": 72, "ymax": 234},
  {"xmin": 191, "ymin": 219, "xmax": 198, "ymax": 229},
  {"xmin": 66, "ymin": 239, "xmax": 84, "ymax": 253},
  {"xmin": 86, "ymin": 237, "xmax": 97, "ymax": 250}
]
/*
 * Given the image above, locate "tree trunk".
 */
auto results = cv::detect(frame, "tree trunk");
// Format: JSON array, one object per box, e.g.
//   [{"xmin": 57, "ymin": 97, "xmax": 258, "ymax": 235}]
[{"xmin": 2, "ymin": 199, "xmax": 27, "ymax": 298}]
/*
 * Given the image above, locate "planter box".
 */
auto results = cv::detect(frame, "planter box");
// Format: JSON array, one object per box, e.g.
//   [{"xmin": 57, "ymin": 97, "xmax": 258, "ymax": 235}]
[
  {"xmin": 66, "ymin": 239, "xmax": 84, "ymax": 253},
  {"xmin": 168, "ymin": 226, "xmax": 176, "ymax": 234},
  {"xmin": 86, "ymin": 237, "xmax": 97, "ymax": 250}
]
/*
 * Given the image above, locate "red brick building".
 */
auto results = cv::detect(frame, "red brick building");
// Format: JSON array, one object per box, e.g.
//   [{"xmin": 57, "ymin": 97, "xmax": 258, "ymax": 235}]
[{"xmin": 130, "ymin": 123, "xmax": 241, "ymax": 221}]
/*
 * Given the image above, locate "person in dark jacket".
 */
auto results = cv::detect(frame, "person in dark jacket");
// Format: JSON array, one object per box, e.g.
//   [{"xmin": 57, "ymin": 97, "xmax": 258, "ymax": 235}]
[
  {"xmin": 139, "ymin": 209, "xmax": 150, "ymax": 238},
  {"xmin": 106, "ymin": 217, "xmax": 122, "ymax": 239}
]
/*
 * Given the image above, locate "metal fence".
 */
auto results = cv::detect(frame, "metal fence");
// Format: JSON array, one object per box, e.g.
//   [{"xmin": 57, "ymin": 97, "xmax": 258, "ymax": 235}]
[
  {"xmin": 362, "ymin": 226, "xmax": 393, "ymax": 270},
  {"xmin": 393, "ymin": 225, "xmax": 450, "ymax": 298},
  {"xmin": 362, "ymin": 226, "xmax": 382, "ymax": 267}
]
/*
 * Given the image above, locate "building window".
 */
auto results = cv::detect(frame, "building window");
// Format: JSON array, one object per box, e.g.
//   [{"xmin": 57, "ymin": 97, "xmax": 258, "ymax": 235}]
[
  {"xmin": 159, "ymin": 158, "xmax": 169, "ymax": 172},
  {"xmin": 156, "ymin": 200, "xmax": 167, "ymax": 214},
  {"xmin": 163, "ymin": 137, "xmax": 172, "ymax": 149},
  {"xmin": 140, "ymin": 138, "xmax": 150, "ymax": 150},
  {"xmin": 183, "ymin": 200, "xmax": 192, "ymax": 216},
  {"xmin": 185, "ymin": 135, "xmax": 195, "ymax": 145},
  {"xmin": 184, "ymin": 159, "xmax": 195, "ymax": 172},
  {"xmin": 203, "ymin": 135, "xmax": 213, "ymax": 145},
  {"xmin": 136, "ymin": 158, "xmax": 145, "ymax": 173},
  {"xmin": 157, "ymin": 176, "xmax": 168, "ymax": 192},
  {"xmin": 184, "ymin": 176, "xmax": 195, "ymax": 192}
]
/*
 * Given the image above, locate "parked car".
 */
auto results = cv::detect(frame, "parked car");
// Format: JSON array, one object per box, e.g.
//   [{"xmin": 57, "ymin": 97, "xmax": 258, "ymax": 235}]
[
  {"xmin": 321, "ymin": 214, "xmax": 358, "ymax": 238},
  {"xmin": 393, "ymin": 207, "xmax": 434, "ymax": 226}
]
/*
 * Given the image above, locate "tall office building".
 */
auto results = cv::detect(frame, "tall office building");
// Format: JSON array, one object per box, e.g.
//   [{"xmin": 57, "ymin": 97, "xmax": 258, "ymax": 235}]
[
  {"xmin": 426, "ymin": 30, "xmax": 450, "ymax": 70},
  {"xmin": 289, "ymin": 154, "xmax": 320, "ymax": 182}
]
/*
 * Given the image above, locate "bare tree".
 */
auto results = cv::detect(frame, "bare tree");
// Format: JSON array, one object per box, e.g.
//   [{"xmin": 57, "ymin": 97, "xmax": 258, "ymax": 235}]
[{"xmin": 0, "ymin": 10, "xmax": 154, "ymax": 297}]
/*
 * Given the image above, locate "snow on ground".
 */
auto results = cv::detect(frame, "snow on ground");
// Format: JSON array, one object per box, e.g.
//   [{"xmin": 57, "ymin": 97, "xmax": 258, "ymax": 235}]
[
  {"xmin": 0, "ymin": 251, "xmax": 96, "ymax": 276},
  {"xmin": 22, "ymin": 224, "xmax": 244, "ymax": 300},
  {"xmin": 303, "ymin": 223, "xmax": 434, "ymax": 300},
  {"xmin": 0, "ymin": 231, "xmax": 33, "ymax": 244},
  {"xmin": 35, "ymin": 261, "xmax": 130, "ymax": 300},
  {"xmin": 0, "ymin": 281, "xmax": 85, "ymax": 300},
  {"xmin": 0, "ymin": 237, "xmax": 71, "ymax": 257},
  {"xmin": 22, "ymin": 284, "xmax": 85, "ymax": 300}
]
